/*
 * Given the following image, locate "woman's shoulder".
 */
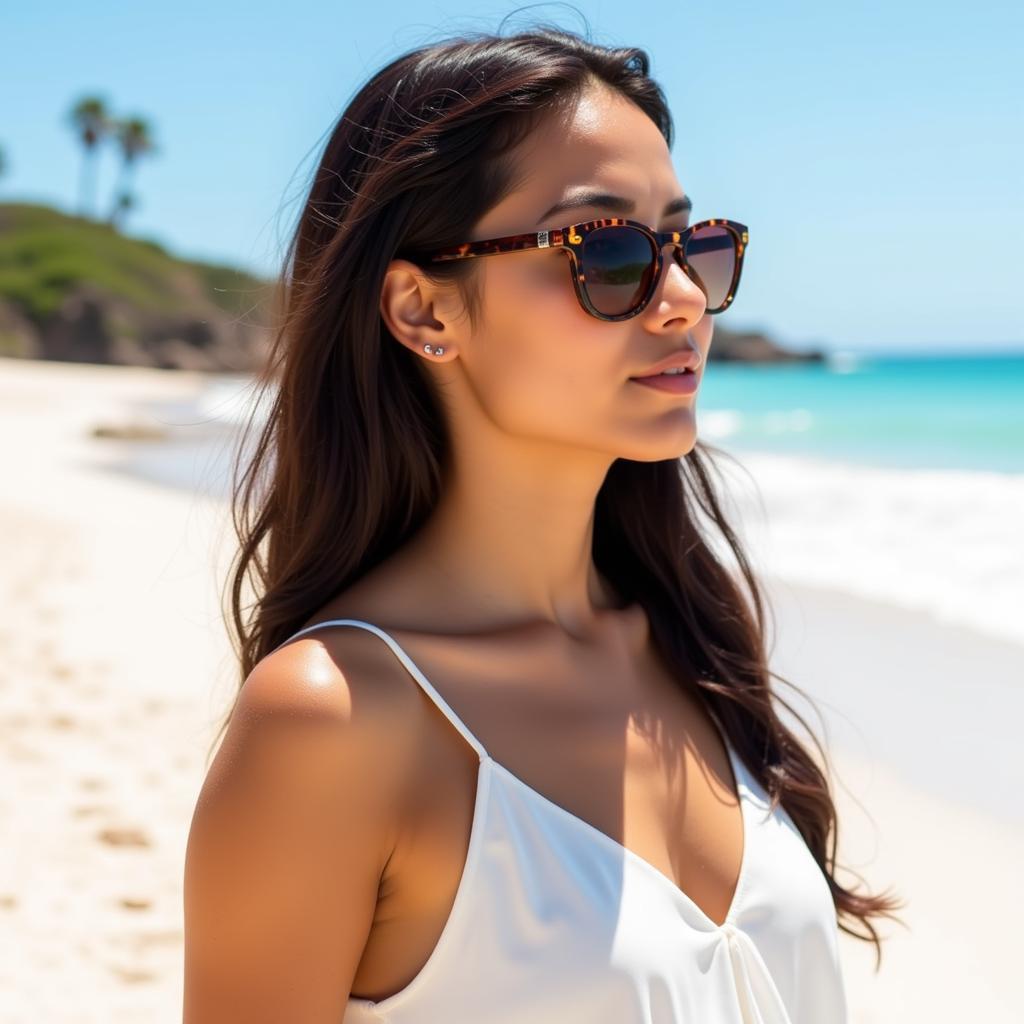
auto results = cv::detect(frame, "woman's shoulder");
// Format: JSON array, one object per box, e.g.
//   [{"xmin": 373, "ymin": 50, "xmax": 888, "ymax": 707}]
[{"xmin": 244, "ymin": 609, "xmax": 427, "ymax": 757}]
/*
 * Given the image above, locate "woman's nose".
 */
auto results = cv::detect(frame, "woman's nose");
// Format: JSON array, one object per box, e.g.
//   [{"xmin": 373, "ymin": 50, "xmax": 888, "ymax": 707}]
[{"xmin": 655, "ymin": 244, "xmax": 707, "ymax": 311}]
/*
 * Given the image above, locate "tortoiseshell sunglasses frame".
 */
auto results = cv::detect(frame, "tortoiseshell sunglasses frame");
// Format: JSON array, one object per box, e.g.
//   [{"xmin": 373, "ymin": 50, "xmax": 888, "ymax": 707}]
[{"xmin": 422, "ymin": 217, "xmax": 749, "ymax": 321}]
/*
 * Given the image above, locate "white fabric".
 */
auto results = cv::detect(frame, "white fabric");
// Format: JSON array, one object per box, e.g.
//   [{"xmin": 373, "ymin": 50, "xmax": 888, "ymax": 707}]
[{"xmin": 274, "ymin": 619, "xmax": 848, "ymax": 1023}]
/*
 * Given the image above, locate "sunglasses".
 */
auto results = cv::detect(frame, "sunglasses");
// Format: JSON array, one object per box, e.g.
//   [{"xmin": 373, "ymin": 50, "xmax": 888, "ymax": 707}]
[{"xmin": 423, "ymin": 217, "xmax": 749, "ymax": 322}]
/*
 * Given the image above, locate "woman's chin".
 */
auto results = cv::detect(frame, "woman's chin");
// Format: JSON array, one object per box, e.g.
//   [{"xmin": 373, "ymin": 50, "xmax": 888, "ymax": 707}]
[{"xmin": 616, "ymin": 427, "xmax": 699, "ymax": 463}]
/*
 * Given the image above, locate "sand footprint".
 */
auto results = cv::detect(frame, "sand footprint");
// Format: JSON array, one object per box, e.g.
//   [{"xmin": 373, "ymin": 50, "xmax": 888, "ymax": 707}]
[{"xmin": 97, "ymin": 826, "xmax": 151, "ymax": 847}]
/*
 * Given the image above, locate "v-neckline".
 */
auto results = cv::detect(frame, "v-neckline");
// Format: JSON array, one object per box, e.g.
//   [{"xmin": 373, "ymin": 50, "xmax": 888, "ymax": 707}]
[
  {"xmin": 482, "ymin": 735, "xmax": 750, "ymax": 933},
  {"xmin": 349, "ymin": 738, "xmax": 756, "ymax": 1014}
]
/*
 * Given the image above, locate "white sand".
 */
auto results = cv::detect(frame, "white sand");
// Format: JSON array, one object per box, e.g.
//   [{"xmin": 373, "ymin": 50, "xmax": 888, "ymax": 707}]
[
  {"xmin": 1, "ymin": 355, "xmax": 1020, "ymax": 1022},
  {"xmin": 0, "ymin": 358, "xmax": 240, "ymax": 1023}
]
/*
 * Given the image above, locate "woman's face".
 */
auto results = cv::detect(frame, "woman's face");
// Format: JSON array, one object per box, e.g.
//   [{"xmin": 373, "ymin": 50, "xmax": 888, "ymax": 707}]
[{"xmin": 391, "ymin": 83, "xmax": 714, "ymax": 464}]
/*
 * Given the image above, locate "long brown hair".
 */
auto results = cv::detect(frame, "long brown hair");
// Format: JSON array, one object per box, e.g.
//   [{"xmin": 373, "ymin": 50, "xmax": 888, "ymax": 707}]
[{"xmin": 213, "ymin": 23, "xmax": 905, "ymax": 967}]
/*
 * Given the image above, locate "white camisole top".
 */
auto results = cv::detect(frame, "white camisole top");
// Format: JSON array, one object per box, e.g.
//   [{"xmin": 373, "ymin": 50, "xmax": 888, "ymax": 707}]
[{"xmin": 273, "ymin": 618, "xmax": 848, "ymax": 1024}]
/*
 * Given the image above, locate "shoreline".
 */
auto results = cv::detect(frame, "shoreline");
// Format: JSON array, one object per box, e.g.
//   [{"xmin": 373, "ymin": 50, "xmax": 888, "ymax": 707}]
[{"xmin": 2, "ymin": 356, "xmax": 1021, "ymax": 1021}]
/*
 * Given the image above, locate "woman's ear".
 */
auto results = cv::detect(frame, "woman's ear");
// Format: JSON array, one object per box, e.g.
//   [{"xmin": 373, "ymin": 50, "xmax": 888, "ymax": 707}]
[{"xmin": 379, "ymin": 259, "xmax": 461, "ymax": 362}]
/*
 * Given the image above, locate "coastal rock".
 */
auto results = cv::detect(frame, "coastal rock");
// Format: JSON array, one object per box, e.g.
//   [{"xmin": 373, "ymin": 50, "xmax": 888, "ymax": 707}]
[{"xmin": 708, "ymin": 326, "xmax": 825, "ymax": 363}]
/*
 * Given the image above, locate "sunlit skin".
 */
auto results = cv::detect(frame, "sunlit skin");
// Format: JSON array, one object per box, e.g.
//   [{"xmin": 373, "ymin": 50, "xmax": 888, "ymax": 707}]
[{"xmin": 378, "ymin": 80, "xmax": 713, "ymax": 643}]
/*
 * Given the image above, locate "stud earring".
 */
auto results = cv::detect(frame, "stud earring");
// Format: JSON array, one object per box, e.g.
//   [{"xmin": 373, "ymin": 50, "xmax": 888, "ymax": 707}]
[{"xmin": 423, "ymin": 344, "xmax": 445, "ymax": 356}]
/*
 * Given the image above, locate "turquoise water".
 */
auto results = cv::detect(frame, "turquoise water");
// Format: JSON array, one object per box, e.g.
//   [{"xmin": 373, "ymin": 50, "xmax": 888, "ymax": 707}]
[{"xmin": 696, "ymin": 351, "xmax": 1024, "ymax": 474}]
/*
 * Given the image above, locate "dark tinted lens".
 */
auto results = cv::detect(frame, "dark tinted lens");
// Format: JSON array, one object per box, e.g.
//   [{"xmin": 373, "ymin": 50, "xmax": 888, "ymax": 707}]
[
  {"xmin": 679, "ymin": 225, "xmax": 737, "ymax": 310},
  {"xmin": 579, "ymin": 227, "xmax": 657, "ymax": 316}
]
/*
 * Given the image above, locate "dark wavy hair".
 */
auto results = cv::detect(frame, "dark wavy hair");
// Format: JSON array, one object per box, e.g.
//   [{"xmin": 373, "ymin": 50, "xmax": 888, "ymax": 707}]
[{"xmin": 210, "ymin": 22, "xmax": 905, "ymax": 968}]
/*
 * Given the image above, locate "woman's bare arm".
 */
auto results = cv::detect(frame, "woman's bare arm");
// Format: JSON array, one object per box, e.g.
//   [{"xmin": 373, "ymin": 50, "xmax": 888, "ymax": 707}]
[{"xmin": 182, "ymin": 642, "xmax": 407, "ymax": 1023}]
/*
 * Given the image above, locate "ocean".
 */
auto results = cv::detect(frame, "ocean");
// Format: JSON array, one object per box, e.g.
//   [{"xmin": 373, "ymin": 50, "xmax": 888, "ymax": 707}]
[{"xmin": 697, "ymin": 351, "xmax": 1024, "ymax": 474}]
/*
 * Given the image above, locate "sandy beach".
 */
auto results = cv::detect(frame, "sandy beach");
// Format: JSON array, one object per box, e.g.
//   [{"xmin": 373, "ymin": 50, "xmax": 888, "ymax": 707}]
[{"xmin": 1, "ymin": 355, "xmax": 1021, "ymax": 1023}]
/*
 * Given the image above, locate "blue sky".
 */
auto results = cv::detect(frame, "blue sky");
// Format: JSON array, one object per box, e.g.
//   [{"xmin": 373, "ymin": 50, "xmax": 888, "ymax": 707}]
[{"xmin": 2, "ymin": 1, "xmax": 1021, "ymax": 354}]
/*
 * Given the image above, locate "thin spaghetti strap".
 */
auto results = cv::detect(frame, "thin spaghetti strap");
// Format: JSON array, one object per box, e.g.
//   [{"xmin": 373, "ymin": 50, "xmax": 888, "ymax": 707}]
[{"xmin": 272, "ymin": 618, "xmax": 489, "ymax": 763}]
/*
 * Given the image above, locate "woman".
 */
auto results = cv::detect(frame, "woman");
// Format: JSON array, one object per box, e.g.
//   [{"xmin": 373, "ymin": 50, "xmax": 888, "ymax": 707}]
[{"xmin": 183, "ymin": 25, "xmax": 903, "ymax": 1024}]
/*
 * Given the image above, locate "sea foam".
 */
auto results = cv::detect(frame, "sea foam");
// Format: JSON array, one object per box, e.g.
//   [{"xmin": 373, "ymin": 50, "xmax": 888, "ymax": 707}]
[{"xmin": 705, "ymin": 449, "xmax": 1024, "ymax": 649}]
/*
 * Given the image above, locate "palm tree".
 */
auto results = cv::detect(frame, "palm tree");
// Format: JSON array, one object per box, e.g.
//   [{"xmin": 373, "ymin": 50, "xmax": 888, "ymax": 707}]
[
  {"xmin": 106, "ymin": 116, "xmax": 156, "ymax": 229},
  {"xmin": 109, "ymin": 190, "xmax": 135, "ymax": 228},
  {"xmin": 68, "ymin": 96, "xmax": 113, "ymax": 218}
]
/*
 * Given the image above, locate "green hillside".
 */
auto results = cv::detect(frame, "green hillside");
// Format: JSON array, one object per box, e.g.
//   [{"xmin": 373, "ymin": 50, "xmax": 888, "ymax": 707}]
[
  {"xmin": 0, "ymin": 202, "xmax": 274, "ymax": 369},
  {"xmin": 0, "ymin": 201, "xmax": 270, "ymax": 320}
]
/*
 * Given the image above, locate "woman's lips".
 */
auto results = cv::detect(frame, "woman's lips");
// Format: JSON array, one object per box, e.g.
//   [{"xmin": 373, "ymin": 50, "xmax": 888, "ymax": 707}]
[{"xmin": 628, "ymin": 370, "xmax": 698, "ymax": 394}]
